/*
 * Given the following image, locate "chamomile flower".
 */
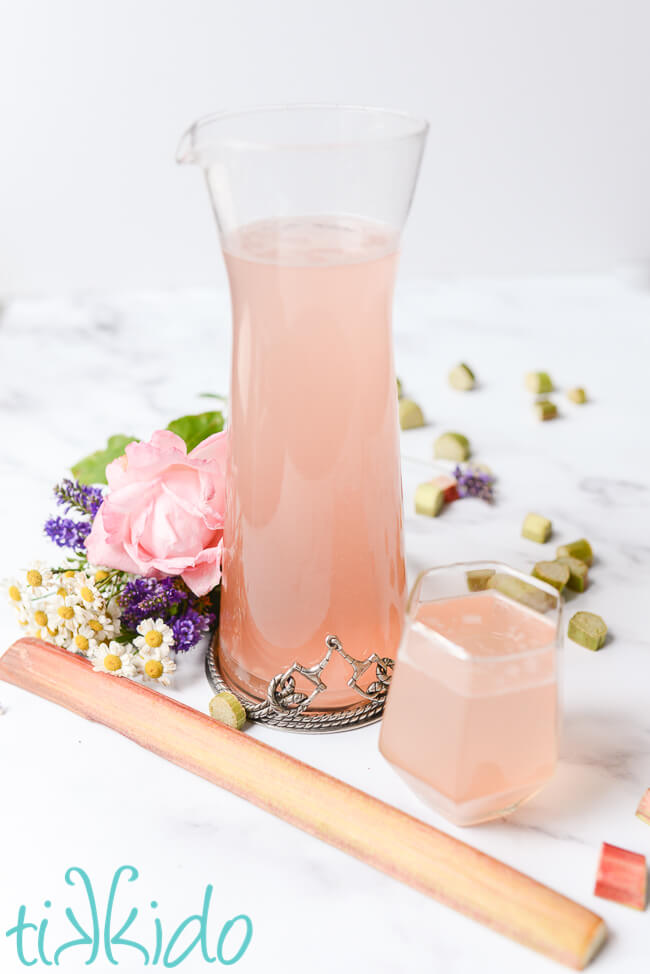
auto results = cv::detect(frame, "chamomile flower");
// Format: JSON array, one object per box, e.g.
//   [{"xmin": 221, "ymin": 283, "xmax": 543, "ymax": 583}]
[
  {"xmin": 58, "ymin": 568, "xmax": 79, "ymax": 583},
  {"xmin": 15, "ymin": 609, "xmax": 31, "ymax": 629},
  {"xmin": 70, "ymin": 624, "xmax": 103, "ymax": 656},
  {"xmin": 37, "ymin": 625, "xmax": 59, "ymax": 646},
  {"xmin": 136, "ymin": 649, "xmax": 177, "ymax": 687},
  {"xmin": 134, "ymin": 618, "xmax": 174, "ymax": 655},
  {"xmin": 74, "ymin": 576, "xmax": 103, "ymax": 608},
  {"xmin": 3, "ymin": 577, "xmax": 24, "ymax": 607},
  {"xmin": 47, "ymin": 593, "xmax": 81, "ymax": 634},
  {"xmin": 92, "ymin": 568, "xmax": 112, "ymax": 585},
  {"xmin": 23, "ymin": 561, "xmax": 54, "ymax": 596},
  {"xmin": 77, "ymin": 609, "xmax": 118, "ymax": 643},
  {"xmin": 91, "ymin": 641, "xmax": 137, "ymax": 678},
  {"xmin": 105, "ymin": 596, "xmax": 122, "ymax": 627},
  {"xmin": 29, "ymin": 605, "xmax": 51, "ymax": 632}
]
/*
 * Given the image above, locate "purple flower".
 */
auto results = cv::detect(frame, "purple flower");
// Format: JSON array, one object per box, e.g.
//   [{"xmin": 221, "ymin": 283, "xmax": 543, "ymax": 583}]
[
  {"xmin": 453, "ymin": 464, "xmax": 495, "ymax": 502},
  {"xmin": 119, "ymin": 576, "xmax": 216, "ymax": 652},
  {"xmin": 120, "ymin": 577, "xmax": 185, "ymax": 630},
  {"xmin": 44, "ymin": 516, "xmax": 92, "ymax": 551},
  {"xmin": 171, "ymin": 608, "xmax": 215, "ymax": 653},
  {"xmin": 54, "ymin": 479, "xmax": 103, "ymax": 518}
]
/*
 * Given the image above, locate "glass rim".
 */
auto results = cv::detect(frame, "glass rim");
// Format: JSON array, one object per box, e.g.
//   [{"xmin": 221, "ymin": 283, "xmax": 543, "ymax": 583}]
[
  {"xmin": 406, "ymin": 560, "xmax": 563, "ymax": 664},
  {"xmin": 177, "ymin": 103, "xmax": 430, "ymax": 159}
]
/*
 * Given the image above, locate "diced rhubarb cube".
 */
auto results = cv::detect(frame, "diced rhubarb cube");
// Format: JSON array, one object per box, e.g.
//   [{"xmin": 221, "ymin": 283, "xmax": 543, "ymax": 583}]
[
  {"xmin": 636, "ymin": 789, "xmax": 650, "ymax": 826},
  {"xmin": 594, "ymin": 842, "xmax": 647, "ymax": 911},
  {"xmin": 431, "ymin": 474, "xmax": 459, "ymax": 502}
]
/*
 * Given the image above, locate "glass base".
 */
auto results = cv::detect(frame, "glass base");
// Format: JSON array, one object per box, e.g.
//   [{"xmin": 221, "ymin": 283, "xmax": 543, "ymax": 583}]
[{"xmin": 386, "ymin": 760, "xmax": 553, "ymax": 827}]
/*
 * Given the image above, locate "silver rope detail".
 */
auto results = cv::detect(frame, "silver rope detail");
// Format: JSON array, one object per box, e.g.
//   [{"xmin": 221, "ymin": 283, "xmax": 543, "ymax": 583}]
[{"xmin": 206, "ymin": 634, "xmax": 394, "ymax": 733}]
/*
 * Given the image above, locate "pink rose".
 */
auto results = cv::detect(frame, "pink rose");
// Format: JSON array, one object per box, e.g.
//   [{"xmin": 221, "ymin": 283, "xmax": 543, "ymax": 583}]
[{"xmin": 86, "ymin": 429, "xmax": 227, "ymax": 596}]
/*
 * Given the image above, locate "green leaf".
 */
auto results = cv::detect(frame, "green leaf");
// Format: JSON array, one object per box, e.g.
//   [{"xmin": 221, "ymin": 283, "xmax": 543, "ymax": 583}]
[
  {"xmin": 71, "ymin": 434, "xmax": 138, "ymax": 485},
  {"xmin": 199, "ymin": 392, "xmax": 227, "ymax": 401},
  {"xmin": 167, "ymin": 411, "xmax": 224, "ymax": 453}
]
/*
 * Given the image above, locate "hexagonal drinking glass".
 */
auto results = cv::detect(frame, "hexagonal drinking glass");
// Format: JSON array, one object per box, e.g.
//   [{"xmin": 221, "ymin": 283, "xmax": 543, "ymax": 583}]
[{"xmin": 379, "ymin": 563, "xmax": 562, "ymax": 826}]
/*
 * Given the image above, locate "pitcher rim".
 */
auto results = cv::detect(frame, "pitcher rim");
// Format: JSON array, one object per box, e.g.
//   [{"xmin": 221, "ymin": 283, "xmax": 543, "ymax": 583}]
[{"xmin": 177, "ymin": 103, "xmax": 429, "ymax": 160}]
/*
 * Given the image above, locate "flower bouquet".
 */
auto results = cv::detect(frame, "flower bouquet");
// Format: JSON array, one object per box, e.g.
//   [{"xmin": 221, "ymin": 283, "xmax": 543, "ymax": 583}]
[{"xmin": 5, "ymin": 411, "xmax": 226, "ymax": 690}]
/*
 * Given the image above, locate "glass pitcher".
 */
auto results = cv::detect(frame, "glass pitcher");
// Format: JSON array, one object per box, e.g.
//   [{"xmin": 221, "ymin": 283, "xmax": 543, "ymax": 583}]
[{"xmin": 178, "ymin": 106, "xmax": 428, "ymax": 713}]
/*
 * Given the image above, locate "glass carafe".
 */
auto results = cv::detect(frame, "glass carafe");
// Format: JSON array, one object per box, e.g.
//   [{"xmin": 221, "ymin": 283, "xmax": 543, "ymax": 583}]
[{"xmin": 178, "ymin": 106, "xmax": 428, "ymax": 712}]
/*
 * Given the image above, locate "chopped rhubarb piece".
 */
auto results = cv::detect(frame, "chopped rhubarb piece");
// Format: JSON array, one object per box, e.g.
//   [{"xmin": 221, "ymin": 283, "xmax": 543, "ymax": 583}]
[
  {"xmin": 414, "ymin": 482, "xmax": 445, "ymax": 517},
  {"xmin": 399, "ymin": 398, "xmax": 425, "ymax": 430},
  {"xmin": 636, "ymin": 789, "xmax": 650, "ymax": 826},
  {"xmin": 526, "ymin": 371, "xmax": 554, "ymax": 394},
  {"xmin": 532, "ymin": 560, "xmax": 570, "ymax": 592},
  {"xmin": 534, "ymin": 399, "xmax": 558, "ymax": 421},
  {"xmin": 434, "ymin": 431, "xmax": 470, "ymax": 461},
  {"xmin": 466, "ymin": 568, "xmax": 495, "ymax": 592},
  {"xmin": 522, "ymin": 512, "xmax": 552, "ymax": 544},
  {"xmin": 567, "ymin": 386, "xmax": 587, "ymax": 404},
  {"xmin": 594, "ymin": 842, "xmax": 647, "ymax": 911},
  {"xmin": 556, "ymin": 555, "xmax": 589, "ymax": 592},
  {"xmin": 431, "ymin": 474, "xmax": 459, "ymax": 502},
  {"xmin": 557, "ymin": 538, "xmax": 593, "ymax": 566},
  {"xmin": 448, "ymin": 363, "xmax": 476, "ymax": 391},
  {"xmin": 568, "ymin": 611, "xmax": 607, "ymax": 651}
]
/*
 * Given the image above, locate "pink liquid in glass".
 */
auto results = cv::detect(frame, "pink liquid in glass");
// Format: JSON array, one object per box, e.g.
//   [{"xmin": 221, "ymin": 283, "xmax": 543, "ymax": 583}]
[
  {"xmin": 218, "ymin": 217, "xmax": 407, "ymax": 708},
  {"xmin": 380, "ymin": 590, "xmax": 558, "ymax": 824}
]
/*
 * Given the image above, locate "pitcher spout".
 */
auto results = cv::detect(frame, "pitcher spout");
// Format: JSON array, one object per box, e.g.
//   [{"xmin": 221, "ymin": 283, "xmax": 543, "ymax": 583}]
[{"xmin": 175, "ymin": 122, "xmax": 199, "ymax": 165}]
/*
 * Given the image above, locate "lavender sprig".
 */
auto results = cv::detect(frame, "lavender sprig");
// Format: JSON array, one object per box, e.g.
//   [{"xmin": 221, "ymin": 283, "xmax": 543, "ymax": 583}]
[
  {"xmin": 53, "ymin": 478, "xmax": 104, "ymax": 518},
  {"xmin": 120, "ymin": 577, "xmax": 186, "ymax": 630},
  {"xmin": 44, "ymin": 516, "xmax": 92, "ymax": 551},
  {"xmin": 453, "ymin": 464, "xmax": 496, "ymax": 502},
  {"xmin": 119, "ymin": 576, "xmax": 216, "ymax": 653},
  {"xmin": 171, "ymin": 607, "xmax": 216, "ymax": 653}
]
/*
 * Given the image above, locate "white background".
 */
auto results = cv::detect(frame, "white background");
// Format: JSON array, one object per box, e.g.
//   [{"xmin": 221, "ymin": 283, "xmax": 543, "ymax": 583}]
[{"xmin": 1, "ymin": 0, "xmax": 650, "ymax": 294}]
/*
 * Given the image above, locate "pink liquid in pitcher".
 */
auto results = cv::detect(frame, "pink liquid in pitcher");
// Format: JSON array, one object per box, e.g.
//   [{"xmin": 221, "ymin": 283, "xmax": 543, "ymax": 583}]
[
  {"xmin": 218, "ymin": 217, "xmax": 407, "ymax": 708},
  {"xmin": 380, "ymin": 590, "xmax": 558, "ymax": 825}
]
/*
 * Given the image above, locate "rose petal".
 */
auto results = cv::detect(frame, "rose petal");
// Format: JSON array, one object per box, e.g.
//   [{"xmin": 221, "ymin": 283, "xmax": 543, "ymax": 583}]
[
  {"xmin": 85, "ymin": 506, "xmax": 142, "ymax": 574},
  {"xmin": 181, "ymin": 538, "xmax": 223, "ymax": 596},
  {"xmin": 189, "ymin": 431, "xmax": 228, "ymax": 463}
]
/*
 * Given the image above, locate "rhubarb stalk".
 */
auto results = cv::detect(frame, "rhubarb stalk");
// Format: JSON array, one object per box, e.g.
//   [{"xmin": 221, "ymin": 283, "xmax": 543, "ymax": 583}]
[{"xmin": 0, "ymin": 638, "xmax": 607, "ymax": 969}]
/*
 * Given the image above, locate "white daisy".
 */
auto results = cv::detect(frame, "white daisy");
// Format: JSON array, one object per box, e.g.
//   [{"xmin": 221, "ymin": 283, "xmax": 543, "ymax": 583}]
[
  {"xmin": 136, "ymin": 650, "xmax": 177, "ymax": 687},
  {"xmin": 47, "ymin": 593, "xmax": 80, "ymax": 634},
  {"xmin": 28, "ymin": 604, "xmax": 52, "ymax": 634},
  {"xmin": 58, "ymin": 632, "xmax": 76, "ymax": 651},
  {"xmin": 76, "ymin": 609, "xmax": 118, "ymax": 643},
  {"xmin": 91, "ymin": 641, "xmax": 137, "ymax": 678},
  {"xmin": 62, "ymin": 571, "xmax": 107, "ymax": 613},
  {"xmin": 15, "ymin": 610, "xmax": 31, "ymax": 629},
  {"xmin": 69, "ymin": 625, "xmax": 103, "ymax": 657},
  {"xmin": 36, "ymin": 625, "xmax": 59, "ymax": 646},
  {"xmin": 105, "ymin": 596, "xmax": 122, "ymax": 627},
  {"xmin": 134, "ymin": 618, "xmax": 174, "ymax": 655},
  {"xmin": 91, "ymin": 567, "xmax": 112, "ymax": 585},
  {"xmin": 55, "ymin": 569, "xmax": 80, "ymax": 594},
  {"xmin": 74, "ymin": 576, "xmax": 103, "ymax": 609},
  {"xmin": 23, "ymin": 561, "xmax": 54, "ymax": 597},
  {"xmin": 3, "ymin": 578, "xmax": 25, "ymax": 608}
]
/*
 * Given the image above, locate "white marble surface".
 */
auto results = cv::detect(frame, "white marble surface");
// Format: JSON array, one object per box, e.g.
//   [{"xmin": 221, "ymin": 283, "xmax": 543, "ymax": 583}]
[{"xmin": 1, "ymin": 273, "xmax": 649, "ymax": 972}]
